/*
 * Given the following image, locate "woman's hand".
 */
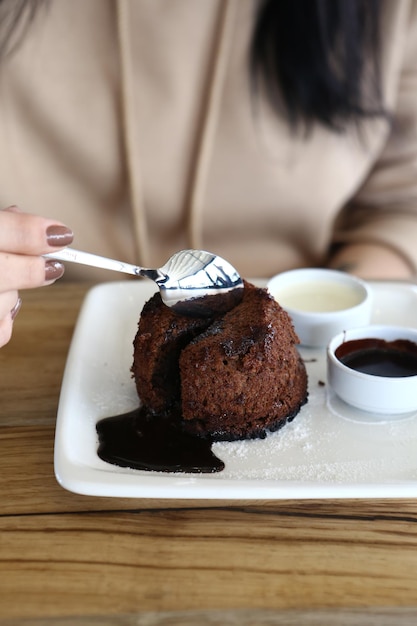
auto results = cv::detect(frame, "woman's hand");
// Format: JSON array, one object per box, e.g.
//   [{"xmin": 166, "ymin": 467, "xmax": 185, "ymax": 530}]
[
  {"xmin": 328, "ymin": 243, "xmax": 414, "ymax": 280},
  {"xmin": 0, "ymin": 206, "xmax": 73, "ymax": 347}
]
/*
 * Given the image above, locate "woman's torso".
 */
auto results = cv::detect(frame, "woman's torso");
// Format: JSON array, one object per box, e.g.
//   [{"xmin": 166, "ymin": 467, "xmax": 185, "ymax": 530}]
[{"xmin": 0, "ymin": 0, "xmax": 407, "ymax": 280}]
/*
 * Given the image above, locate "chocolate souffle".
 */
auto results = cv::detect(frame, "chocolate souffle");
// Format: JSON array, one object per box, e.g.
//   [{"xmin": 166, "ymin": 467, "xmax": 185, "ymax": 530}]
[{"xmin": 131, "ymin": 281, "xmax": 308, "ymax": 441}]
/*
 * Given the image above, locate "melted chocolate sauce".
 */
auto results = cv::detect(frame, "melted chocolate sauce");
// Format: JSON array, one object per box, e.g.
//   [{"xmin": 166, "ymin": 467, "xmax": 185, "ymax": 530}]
[
  {"xmin": 170, "ymin": 286, "xmax": 243, "ymax": 317},
  {"xmin": 335, "ymin": 338, "xmax": 417, "ymax": 378},
  {"xmin": 96, "ymin": 406, "xmax": 224, "ymax": 473}
]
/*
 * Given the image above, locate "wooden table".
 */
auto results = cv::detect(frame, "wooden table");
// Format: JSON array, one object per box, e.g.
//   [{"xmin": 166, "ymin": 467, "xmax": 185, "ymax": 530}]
[{"xmin": 2, "ymin": 282, "xmax": 417, "ymax": 625}]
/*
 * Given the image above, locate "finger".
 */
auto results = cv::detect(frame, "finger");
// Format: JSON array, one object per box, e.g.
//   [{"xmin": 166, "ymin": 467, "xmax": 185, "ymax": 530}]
[
  {"xmin": 0, "ymin": 316, "xmax": 13, "ymax": 348},
  {"xmin": 0, "ymin": 290, "xmax": 19, "ymax": 320},
  {"xmin": 3, "ymin": 205, "xmax": 22, "ymax": 214},
  {"xmin": 0, "ymin": 291, "xmax": 20, "ymax": 348},
  {"xmin": 0, "ymin": 253, "xmax": 65, "ymax": 291},
  {"xmin": 0, "ymin": 206, "xmax": 73, "ymax": 254}
]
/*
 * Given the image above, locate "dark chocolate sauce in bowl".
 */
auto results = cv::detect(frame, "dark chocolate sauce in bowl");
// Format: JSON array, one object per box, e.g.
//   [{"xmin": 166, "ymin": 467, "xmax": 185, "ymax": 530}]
[
  {"xmin": 96, "ymin": 406, "xmax": 224, "ymax": 473},
  {"xmin": 335, "ymin": 338, "xmax": 417, "ymax": 377}
]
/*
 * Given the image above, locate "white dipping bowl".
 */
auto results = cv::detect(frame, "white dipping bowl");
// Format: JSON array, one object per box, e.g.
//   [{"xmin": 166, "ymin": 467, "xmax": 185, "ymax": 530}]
[
  {"xmin": 327, "ymin": 325, "xmax": 417, "ymax": 415},
  {"xmin": 267, "ymin": 268, "xmax": 372, "ymax": 347}
]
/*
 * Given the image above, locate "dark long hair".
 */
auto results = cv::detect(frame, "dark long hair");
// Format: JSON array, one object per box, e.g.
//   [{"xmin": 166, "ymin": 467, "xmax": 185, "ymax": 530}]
[
  {"xmin": 250, "ymin": 0, "xmax": 385, "ymax": 130},
  {"xmin": 1, "ymin": 0, "xmax": 385, "ymax": 130}
]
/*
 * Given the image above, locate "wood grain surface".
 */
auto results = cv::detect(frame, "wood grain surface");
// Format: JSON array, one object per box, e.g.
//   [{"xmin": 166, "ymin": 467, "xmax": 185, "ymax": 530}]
[
  {"xmin": 1, "ymin": 282, "xmax": 417, "ymax": 621},
  {"xmin": 2, "ymin": 608, "xmax": 417, "ymax": 626}
]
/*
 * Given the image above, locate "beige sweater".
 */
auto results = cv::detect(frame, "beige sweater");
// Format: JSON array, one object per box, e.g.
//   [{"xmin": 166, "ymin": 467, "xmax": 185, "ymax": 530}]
[{"xmin": 1, "ymin": 0, "xmax": 417, "ymax": 281}]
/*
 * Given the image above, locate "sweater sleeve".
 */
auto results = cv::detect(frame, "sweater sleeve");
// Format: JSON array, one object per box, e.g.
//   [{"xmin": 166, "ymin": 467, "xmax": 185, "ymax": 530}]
[{"xmin": 333, "ymin": 0, "xmax": 417, "ymax": 274}]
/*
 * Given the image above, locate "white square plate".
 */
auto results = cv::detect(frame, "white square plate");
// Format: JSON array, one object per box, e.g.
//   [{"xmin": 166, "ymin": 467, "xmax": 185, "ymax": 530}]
[{"xmin": 54, "ymin": 280, "xmax": 417, "ymax": 499}]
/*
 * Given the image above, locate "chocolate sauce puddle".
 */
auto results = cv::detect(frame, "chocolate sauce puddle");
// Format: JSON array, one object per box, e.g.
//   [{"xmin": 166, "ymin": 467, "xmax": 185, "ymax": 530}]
[{"xmin": 96, "ymin": 406, "xmax": 224, "ymax": 473}]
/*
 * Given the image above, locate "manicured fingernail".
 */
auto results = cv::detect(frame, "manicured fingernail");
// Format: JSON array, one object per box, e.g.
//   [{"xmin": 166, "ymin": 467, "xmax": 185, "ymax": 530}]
[
  {"xmin": 10, "ymin": 297, "xmax": 22, "ymax": 321},
  {"xmin": 46, "ymin": 225, "xmax": 74, "ymax": 247},
  {"xmin": 45, "ymin": 260, "xmax": 65, "ymax": 282}
]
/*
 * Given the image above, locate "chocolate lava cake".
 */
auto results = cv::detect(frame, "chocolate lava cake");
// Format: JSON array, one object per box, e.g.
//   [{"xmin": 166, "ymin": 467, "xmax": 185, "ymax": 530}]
[{"xmin": 131, "ymin": 281, "xmax": 308, "ymax": 441}]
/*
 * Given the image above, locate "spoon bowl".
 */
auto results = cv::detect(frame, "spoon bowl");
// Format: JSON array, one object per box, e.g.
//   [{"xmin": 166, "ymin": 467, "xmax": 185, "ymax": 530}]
[{"xmin": 44, "ymin": 248, "xmax": 244, "ymax": 316}]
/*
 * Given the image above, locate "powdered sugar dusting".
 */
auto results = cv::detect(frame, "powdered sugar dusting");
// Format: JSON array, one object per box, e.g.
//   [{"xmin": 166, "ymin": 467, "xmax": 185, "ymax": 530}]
[{"xmin": 212, "ymin": 345, "xmax": 417, "ymax": 484}]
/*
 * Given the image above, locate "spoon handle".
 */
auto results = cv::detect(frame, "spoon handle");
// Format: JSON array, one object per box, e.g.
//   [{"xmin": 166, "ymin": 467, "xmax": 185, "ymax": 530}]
[{"xmin": 44, "ymin": 248, "xmax": 142, "ymax": 277}]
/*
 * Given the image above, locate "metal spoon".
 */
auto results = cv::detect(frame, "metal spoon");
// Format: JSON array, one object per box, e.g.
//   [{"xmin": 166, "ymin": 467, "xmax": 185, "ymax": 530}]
[{"xmin": 44, "ymin": 248, "xmax": 244, "ymax": 316}]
